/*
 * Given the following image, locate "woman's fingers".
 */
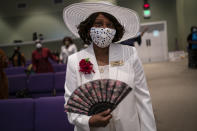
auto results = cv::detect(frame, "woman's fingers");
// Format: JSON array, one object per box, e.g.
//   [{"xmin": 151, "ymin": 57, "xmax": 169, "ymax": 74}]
[
  {"xmin": 89, "ymin": 109, "xmax": 112, "ymax": 127},
  {"xmin": 98, "ymin": 109, "xmax": 111, "ymax": 116}
]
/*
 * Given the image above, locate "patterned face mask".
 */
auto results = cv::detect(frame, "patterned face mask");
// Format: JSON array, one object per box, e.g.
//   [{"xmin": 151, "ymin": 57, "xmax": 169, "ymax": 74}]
[{"xmin": 90, "ymin": 27, "xmax": 116, "ymax": 48}]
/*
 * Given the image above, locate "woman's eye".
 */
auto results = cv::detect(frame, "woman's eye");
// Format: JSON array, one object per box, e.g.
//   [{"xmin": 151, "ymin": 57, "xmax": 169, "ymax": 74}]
[
  {"xmin": 94, "ymin": 23, "xmax": 102, "ymax": 27},
  {"xmin": 107, "ymin": 23, "xmax": 114, "ymax": 28}
]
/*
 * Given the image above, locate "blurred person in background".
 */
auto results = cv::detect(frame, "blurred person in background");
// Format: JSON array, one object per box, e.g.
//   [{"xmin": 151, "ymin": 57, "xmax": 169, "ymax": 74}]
[
  {"xmin": 0, "ymin": 49, "xmax": 9, "ymax": 99},
  {"xmin": 121, "ymin": 27, "xmax": 148, "ymax": 46},
  {"xmin": 32, "ymin": 40, "xmax": 58, "ymax": 73},
  {"xmin": 187, "ymin": 26, "xmax": 197, "ymax": 50},
  {"xmin": 187, "ymin": 26, "xmax": 197, "ymax": 68},
  {"xmin": 11, "ymin": 46, "xmax": 26, "ymax": 67},
  {"xmin": 39, "ymin": 33, "xmax": 44, "ymax": 41},
  {"xmin": 59, "ymin": 37, "xmax": 77, "ymax": 64}
]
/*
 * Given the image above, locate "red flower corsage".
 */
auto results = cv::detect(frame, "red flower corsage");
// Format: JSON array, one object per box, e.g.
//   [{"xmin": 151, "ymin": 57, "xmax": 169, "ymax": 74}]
[{"xmin": 79, "ymin": 58, "xmax": 95, "ymax": 74}]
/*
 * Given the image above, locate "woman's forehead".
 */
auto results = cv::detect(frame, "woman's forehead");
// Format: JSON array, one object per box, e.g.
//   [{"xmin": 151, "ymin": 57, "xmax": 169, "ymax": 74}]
[{"xmin": 95, "ymin": 14, "xmax": 112, "ymax": 22}]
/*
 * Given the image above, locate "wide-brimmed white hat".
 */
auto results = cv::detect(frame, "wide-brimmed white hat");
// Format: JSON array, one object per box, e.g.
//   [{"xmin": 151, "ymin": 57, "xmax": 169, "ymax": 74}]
[{"xmin": 63, "ymin": 1, "xmax": 140, "ymax": 42}]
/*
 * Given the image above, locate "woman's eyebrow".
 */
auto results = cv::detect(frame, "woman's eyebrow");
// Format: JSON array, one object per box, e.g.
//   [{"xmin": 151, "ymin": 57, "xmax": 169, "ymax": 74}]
[{"xmin": 94, "ymin": 19, "xmax": 103, "ymax": 21}]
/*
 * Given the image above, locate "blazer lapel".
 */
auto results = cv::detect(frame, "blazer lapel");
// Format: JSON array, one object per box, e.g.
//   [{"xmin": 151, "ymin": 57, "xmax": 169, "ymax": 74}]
[
  {"xmin": 109, "ymin": 44, "xmax": 123, "ymax": 81},
  {"xmin": 79, "ymin": 44, "xmax": 101, "ymax": 84}
]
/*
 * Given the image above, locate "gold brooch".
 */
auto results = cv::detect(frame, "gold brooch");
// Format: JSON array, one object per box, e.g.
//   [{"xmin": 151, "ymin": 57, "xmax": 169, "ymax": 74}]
[{"xmin": 110, "ymin": 60, "xmax": 124, "ymax": 67}]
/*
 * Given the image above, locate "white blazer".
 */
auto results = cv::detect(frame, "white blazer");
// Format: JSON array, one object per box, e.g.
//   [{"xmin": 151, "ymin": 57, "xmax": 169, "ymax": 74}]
[
  {"xmin": 64, "ymin": 43, "xmax": 157, "ymax": 131},
  {"xmin": 60, "ymin": 44, "xmax": 78, "ymax": 64}
]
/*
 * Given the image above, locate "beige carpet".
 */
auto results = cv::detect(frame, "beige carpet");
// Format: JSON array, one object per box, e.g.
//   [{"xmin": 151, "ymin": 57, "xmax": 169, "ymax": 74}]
[{"xmin": 143, "ymin": 58, "xmax": 197, "ymax": 131}]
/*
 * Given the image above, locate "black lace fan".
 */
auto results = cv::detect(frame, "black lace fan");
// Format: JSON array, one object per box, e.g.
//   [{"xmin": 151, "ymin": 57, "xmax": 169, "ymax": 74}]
[{"xmin": 65, "ymin": 79, "xmax": 132, "ymax": 116}]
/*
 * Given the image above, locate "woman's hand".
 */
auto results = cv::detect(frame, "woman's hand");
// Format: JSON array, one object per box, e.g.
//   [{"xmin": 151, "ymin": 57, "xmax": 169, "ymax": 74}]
[{"xmin": 89, "ymin": 109, "xmax": 112, "ymax": 127}]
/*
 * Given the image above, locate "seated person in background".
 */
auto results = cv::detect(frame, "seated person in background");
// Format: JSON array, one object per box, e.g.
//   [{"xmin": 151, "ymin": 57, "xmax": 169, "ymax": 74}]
[
  {"xmin": 120, "ymin": 27, "xmax": 148, "ymax": 46},
  {"xmin": 59, "ymin": 37, "xmax": 77, "ymax": 64},
  {"xmin": 11, "ymin": 46, "xmax": 26, "ymax": 67},
  {"xmin": 187, "ymin": 26, "xmax": 197, "ymax": 50},
  {"xmin": 0, "ymin": 49, "xmax": 9, "ymax": 99},
  {"xmin": 32, "ymin": 41, "xmax": 58, "ymax": 73}
]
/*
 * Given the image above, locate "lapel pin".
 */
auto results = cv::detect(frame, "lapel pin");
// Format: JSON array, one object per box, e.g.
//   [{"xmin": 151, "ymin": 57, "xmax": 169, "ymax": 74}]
[{"xmin": 110, "ymin": 60, "xmax": 124, "ymax": 67}]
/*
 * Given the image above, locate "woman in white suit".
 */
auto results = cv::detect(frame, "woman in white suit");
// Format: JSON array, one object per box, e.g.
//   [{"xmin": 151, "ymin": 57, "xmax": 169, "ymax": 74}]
[
  {"xmin": 59, "ymin": 37, "xmax": 77, "ymax": 64},
  {"xmin": 63, "ymin": 2, "xmax": 156, "ymax": 131}
]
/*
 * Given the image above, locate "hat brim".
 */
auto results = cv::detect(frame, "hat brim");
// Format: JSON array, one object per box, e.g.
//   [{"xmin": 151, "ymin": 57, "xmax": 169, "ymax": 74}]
[{"xmin": 63, "ymin": 2, "xmax": 140, "ymax": 43}]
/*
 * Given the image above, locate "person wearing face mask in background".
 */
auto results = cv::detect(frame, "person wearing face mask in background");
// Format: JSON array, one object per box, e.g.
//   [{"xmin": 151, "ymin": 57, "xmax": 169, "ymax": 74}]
[
  {"xmin": 63, "ymin": 2, "xmax": 156, "ymax": 131},
  {"xmin": 187, "ymin": 26, "xmax": 197, "ymax": 50},
  {"xmin": 59, "ymin": 37, "xmax": 77, "ymax": 64},
  {"xmin": 32, "ymin": 40, "xmax": 59, "ymax": 73},
  {"xmin": 120, "ymin": 27, "xmax": 148, "ymax": 46},
  {"xmin": 11, "ymin": 46, "xmax": 26, "ymax": 67},
  {"xmin": 187, "ymin": 26, "xmax": 197, "ymax": 68}
]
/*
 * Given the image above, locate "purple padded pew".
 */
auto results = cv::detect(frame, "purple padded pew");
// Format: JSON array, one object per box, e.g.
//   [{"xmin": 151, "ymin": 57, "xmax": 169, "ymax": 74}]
[
  {"xmin": 54, "ymin": 72, "xmax": 66, "ymax": 96},
  {"xmin": 35, "ymin": 96, "xmax": 74, "ymax": 131},
  {"xmin": 28, "ymin": 73, "xmax": 54, "ymax": 98},
  {"xmin": 0, "ymin": 98, "xmax": 34, "ymax": 131},
  {"xmin": 53, "ymin": 64, "xmax": 67, "ymax": 72},
  {"xmin": 7, "ymin": 74, "xmax": 27, "ymax": 97},
  {"xmin": 5, "ymin": 66, "xmax": 26, "ymax": 75}
]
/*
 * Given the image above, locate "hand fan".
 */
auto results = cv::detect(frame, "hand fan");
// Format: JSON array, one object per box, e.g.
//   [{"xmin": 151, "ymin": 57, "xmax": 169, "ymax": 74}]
[{"xmin": 65, "ymin": 79, "xmax": 132, "ymax": 116}]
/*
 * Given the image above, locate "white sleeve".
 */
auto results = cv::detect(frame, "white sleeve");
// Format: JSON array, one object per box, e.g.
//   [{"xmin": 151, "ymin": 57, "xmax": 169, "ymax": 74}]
[
  {"xmin": 64, "ymin": 55, "xmax": 91, "ymax": 131},
  {"xmin": 133, "ymin": 47, "xmax": 157, "ymax": 131},
  {"xmin": 69, "ymin": 44, "xmax": 78, "ymax": 54},
  {"xmin": 59, "ymin": 48, "xmax": 63, "ymax": 61}
]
